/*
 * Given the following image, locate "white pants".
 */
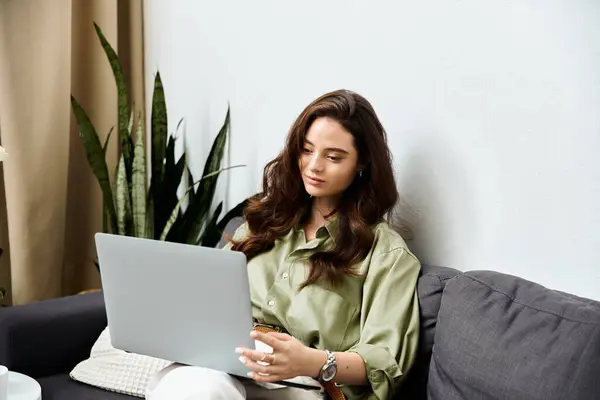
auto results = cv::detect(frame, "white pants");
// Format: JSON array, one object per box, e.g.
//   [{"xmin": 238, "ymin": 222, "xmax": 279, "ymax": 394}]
[{"xmin": 146, "ymin": 364, "xmax": 323, "ymax": 400}]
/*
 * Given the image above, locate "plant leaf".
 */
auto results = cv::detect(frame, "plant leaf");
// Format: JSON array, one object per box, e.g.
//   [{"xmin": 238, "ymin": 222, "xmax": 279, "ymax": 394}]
[
  {"xmin": 159, "ymin": 166, "xmax": 240, "ymax": 241},
  {"xmin": 159, "ymin": 181, "xmax": 197, "ymax": 241},
  {"xmin": 93, "ymin": 22, "xmax": 133, "ymax": 183},
  {"xmin": 187, "ymin": 167, "xmax": 196, "ymax": 206},
  {"xmin": 102, "ymin": 126, "xmax": 113, "ymax": 156},
  {"xmin": 163, "ymin": 154, "xmax": 186, "ymax": 240},
  {"xmin": 174, "ymin": 117, "xmax": 185, "ymax": 139},
  {"xmin": 146, "ymin": 193, "xmax": 155, "ymax": 239},
  {"xmin": 132, "ymin": 112, "xmax": 147, "ymax": 237},
  {"xmin": 71, "ymin": 95, "xmax": 117, "ymax": 233},
  {"xmin": 115, "ymin": 155, "xmax": 131, "ymax": 235},
  {"xmin": 165, "ymin": 134, "xmax": 175, "ymax": 173},
  {"xmin": 125, "ymin": 110, "xmax": 136, "ymax": 211},
  {"xmin": 182, "ymin": 106, "xmax": 231, "ymax": 244},
  {"xmin": 198, "ymin": 202, "xmax": 223, "ymax": 245},
  {"xmin": 101, "ymin": 126, "xmax": 114, "ymax": 234},
  {"xmin": 127, "ymin": 110, "xmax": 134, "ymax": 136},
  {"xmin": 182, "ymin": 118, "xmax": 196, "ymax": 209},
  {"xmin": 153, "ymin": 134, "xmax": 186, "ymax": 240},
  {"xmin": 172, "ymin": 163, "xmax": 244, "ymax": 243},
  {"xmin": 151, "ymin": 72, "xmax": 168, "ymax": 237},
  {"xmin": 101, "ymin": 202, "xmax": 108, "ymax": 233},
  {"xmin": 216, "ymin": 198, "xmax": 248, "ymax": 233},
  {"xmin": 160, "ymin": 120, "xmax": 188, "ymax": 242},
  {"xmin": 201, "ymin": 198, "xmax": 248, "ymax": 248}
]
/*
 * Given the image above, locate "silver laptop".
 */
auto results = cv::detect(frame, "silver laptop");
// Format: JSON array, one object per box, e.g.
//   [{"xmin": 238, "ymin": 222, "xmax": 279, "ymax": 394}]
[{"xmin": 95, "ymin": 232, "xmax": 256, "ymax": 378}]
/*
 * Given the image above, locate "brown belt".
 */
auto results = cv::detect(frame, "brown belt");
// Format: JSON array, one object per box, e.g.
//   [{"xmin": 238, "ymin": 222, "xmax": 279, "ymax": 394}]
[{"xmin": 252, "ymin": 323, "xmax": 347, "ymax": 400}]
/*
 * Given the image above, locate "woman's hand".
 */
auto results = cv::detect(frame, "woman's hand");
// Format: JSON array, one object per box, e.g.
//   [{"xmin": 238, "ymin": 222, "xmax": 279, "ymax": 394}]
[{"xmin": 235, "ymin": 330, "xmax": 327, "ymax": 383}]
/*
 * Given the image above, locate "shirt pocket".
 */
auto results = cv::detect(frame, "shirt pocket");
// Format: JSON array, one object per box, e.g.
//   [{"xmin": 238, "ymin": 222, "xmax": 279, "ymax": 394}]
[{"xmin": 285, "ymin": 284, "xmax": 359, "ymax": 351}]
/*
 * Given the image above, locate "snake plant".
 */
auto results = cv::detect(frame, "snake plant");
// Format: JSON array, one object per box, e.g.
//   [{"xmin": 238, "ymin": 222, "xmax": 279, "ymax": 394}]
[
  {"xmin": 71, "ymin": 22, "xmax": 247, "ymax": 254},
  {"xmin": 0, "ymin": 149, "xmax": 6, "ymax": 299}
]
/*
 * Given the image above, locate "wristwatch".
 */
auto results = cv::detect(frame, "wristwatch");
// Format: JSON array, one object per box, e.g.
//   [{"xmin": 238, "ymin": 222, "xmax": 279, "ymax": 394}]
[{"xmin": 318, "ymin": 350, "xmax": 337, "ymax": 383}]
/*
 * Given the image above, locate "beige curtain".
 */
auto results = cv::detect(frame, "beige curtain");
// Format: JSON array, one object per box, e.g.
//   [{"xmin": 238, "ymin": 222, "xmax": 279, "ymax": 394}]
[{"xmin": 0, "ymin": 0, "xmax": 145, "ymax": 305}]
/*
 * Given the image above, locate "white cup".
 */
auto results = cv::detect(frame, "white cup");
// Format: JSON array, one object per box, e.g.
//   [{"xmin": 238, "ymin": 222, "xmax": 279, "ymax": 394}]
[{"xmin": 0, "ymin": 365, "xmax": 7, "ymax": 400}]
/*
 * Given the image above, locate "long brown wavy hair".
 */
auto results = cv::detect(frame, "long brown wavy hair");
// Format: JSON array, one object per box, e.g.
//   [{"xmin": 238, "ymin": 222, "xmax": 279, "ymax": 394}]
[{"xmin": 231, "ymin": 89, "xmax": 399, "ymax": 289}]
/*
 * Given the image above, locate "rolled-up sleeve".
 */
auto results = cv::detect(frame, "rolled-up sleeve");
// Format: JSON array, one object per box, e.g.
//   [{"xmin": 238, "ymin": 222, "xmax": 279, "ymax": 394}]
[{"xmin": 346, "ymin": 247, "xmax": 421, "ymax": 400}]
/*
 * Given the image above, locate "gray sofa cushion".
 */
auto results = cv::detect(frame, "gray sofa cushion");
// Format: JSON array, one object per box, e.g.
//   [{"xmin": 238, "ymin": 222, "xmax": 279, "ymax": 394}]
[
  {"xmin": 37, "ymin": 373, "xmax": 134, "ymax": 400},
  {"xmin": 428, "ymin": 270, "xmax": 600, "ymax": 400},
  {"xmin": 0, "ymin": 291, "xmax": 107, "ymax": 378},
  {"xmin": 400, "ymin": 265, "xmax": 461, "ymax": 399}
]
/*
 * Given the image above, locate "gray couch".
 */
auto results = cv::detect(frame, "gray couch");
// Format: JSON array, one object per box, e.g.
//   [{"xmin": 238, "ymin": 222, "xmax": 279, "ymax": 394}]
[{"xmin": 1, "ymin": 243, "xmax": 599, "ymax": 399}]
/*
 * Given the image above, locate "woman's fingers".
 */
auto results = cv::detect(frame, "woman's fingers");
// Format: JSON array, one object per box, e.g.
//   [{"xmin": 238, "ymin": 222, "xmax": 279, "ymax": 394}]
[
  {"xmin": 267, "ymin": 332, "xmax": 292, "ymax": 341},
  {"xmin": 248, "ymin": 371, "xmax": 286, "ymax": 383},
  {"xmin": 235, "ymin": 348, "xmax": 272, "ymax": 363},
  {"xmin": 236, "ymin": 331, "xmax": 295, "ymax": 383},
  {"xmin": 240, "ymin": 356, "xmax": 285, "ymax": 376},
  {"xmin": 250, "ymin": 330, "xmax": 284, "ymax": 350},
  {"xmin": 267, "ymin": 332, "xmax": 294, "ymax": 342}
]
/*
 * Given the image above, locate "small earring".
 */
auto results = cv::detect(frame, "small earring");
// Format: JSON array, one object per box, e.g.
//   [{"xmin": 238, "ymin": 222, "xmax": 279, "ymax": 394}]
[{"xmin": 359, "ymin": 170, "xmax": 363, "ymax": 177}]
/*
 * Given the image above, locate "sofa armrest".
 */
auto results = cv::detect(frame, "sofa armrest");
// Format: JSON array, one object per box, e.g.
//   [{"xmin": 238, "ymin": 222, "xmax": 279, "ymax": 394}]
[{"xmin": 0, "ymin": 291, "xmax": 107, "ymax": 378}]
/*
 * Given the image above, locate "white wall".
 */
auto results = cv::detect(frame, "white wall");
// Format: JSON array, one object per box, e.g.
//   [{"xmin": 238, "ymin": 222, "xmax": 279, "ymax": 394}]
[{"xmin": 144, "ymin": 0, "xmax": 600, "ymax": 301}]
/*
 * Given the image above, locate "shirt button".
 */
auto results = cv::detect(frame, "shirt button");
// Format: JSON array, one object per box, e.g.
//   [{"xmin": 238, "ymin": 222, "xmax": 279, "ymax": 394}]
[
  {"xmin": 268, "ymin": 300, "xmax": 275, "ymax": 306},
  {"xmin": 282, "ymin": 272, "xmax": 289, "ymax": 279}
]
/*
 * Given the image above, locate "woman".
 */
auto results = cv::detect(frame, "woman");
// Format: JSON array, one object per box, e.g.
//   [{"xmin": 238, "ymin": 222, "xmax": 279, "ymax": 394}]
[{"xmin": 146, "ymin": 90, "xmax": 421, "ymax": 400}]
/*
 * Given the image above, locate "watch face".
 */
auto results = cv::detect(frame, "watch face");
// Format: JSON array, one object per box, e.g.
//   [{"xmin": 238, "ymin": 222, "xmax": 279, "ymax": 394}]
[{"xmin": 322, "ymin": 364, "xmax": 337, "ymax": 382}]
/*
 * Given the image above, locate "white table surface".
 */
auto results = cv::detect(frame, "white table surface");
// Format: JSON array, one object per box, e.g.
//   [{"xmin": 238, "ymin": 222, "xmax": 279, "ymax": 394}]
[{"xmin": 7, "ymin": 371, "xmax": 41, "ymax": 400}]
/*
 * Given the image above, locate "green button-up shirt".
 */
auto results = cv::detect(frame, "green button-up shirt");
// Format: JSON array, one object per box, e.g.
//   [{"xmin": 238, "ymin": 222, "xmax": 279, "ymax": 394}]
[{"xmin": 224, "ymin": 218, "xmax": 421, "ymax": 400}]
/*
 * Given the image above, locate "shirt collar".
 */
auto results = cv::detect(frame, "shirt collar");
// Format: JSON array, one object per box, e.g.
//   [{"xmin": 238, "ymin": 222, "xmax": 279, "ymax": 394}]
[
  {"xmin": 323, "ymin": 215, "xmax": 340, "ymax": 241},
  {"xmin": 294, "ymin": 214, "xmax": 340, "ymax": 243}
]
